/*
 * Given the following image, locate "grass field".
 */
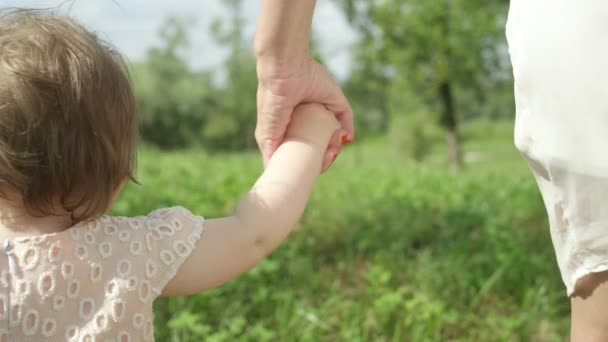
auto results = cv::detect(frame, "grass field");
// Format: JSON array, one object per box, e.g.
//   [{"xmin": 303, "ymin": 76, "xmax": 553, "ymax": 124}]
[{"xmin": 112, "ymin": 124, "xmax": 570, "ymax": 341}]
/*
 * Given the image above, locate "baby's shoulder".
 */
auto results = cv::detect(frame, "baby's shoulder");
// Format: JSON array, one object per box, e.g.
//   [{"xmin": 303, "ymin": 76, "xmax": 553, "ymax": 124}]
[
  {"xmin": 72, "ymin": 206, "xmax": 204, "ymax": 262},
  {"xmin": 114, "ymin": 206, "xmax": 204, "ymax": 241},
  {"xmin": 75, "ymin": 206, "xmax": 205, "ymax": 296},
  {"xmin": 84, "ymin": 206, "xmax": 201, "ymax": 235}
]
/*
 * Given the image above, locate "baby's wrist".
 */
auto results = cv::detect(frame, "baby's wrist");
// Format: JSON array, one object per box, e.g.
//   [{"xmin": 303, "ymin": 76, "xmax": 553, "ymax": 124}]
[
  {"xmin": 285, "ymin": 104, "xmax": 340, "ymax": 146},
  {"xmin": 285, "ymin": 125, "xmax": 335, "ymax": 151},
  {"xmin": 284, "ymin": 132, "xmax": 331, "ymax": 152}
]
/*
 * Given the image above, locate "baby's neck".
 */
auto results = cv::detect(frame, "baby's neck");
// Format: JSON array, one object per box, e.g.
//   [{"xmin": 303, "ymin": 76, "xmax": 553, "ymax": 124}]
[{"xmin": 0, "ymin": 194, "xmax": 73, "ymax": 240}]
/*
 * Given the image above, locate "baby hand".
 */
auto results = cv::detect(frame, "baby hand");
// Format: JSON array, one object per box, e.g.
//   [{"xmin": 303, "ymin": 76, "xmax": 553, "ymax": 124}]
[{"xmin": 284, "ymin": 104, "xmax": 341, "ymax": 150}]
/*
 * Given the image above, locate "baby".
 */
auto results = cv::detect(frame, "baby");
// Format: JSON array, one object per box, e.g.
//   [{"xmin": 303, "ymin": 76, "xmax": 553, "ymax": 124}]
[{"xmin": 0, "ymin": 9, "xmax": 340, "ymax": 341}]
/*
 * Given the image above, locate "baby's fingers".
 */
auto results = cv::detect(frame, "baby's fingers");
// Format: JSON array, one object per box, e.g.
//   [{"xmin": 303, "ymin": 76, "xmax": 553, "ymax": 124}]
[{"xmin": 321, "ymin": 129, "xmax": 346, "ymax": 173}]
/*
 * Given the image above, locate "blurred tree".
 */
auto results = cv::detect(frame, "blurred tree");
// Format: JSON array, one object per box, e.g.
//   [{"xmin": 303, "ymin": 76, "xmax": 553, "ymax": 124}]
[
  {"xmin": 134, "ymin": 1, "xmax": 331, "ymax": 150},
  {"xmin": 338, "ymin": 0, "xmax": 511, "ymax": 169},
  {"xmin": 134, "ymin": 16, "xmax": 218, "ymax": 149},
  {"xmin": 206, "ymin": 0, "xmax": 258, "ymax": 150},
  {"xmin": 343, "ymin": 47, "xmax": 391, "ymax": 137},
  {"xmin": 134, "ymin": 1, "xmax": 258, "ymax": 150}
]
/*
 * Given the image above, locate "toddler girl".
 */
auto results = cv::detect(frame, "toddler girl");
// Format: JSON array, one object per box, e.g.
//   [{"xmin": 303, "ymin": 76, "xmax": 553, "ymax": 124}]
[{"xmin": 0, "ymin": 10, "xmax": 340, "ymax": 341}]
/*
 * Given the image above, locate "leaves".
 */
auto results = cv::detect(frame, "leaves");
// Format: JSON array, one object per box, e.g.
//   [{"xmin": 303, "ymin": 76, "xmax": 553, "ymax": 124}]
[
  {"xmin": 134, "ymin": 2, "xmax": 257, "ymax": 150},
  {"xmin": 116, "ymin": 134, "xmax": 568, "ymax": 340},
  {"xmin": 339, "ymin": 0, "xmax": 515, "ymax": 143}
]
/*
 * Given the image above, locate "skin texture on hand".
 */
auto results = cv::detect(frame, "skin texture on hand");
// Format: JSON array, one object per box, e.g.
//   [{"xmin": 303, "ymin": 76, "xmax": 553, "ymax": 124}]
[
  {"xmin": 254, "ymin": 0, "xmax": 355, "ymax": 172},
  {"xmin": 256, "ymin": 56, "xmax": 354, "ymax": 172}
]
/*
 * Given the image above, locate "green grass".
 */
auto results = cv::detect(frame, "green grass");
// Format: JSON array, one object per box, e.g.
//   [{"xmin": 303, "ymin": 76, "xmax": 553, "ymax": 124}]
[{"xmin": 112, "ymin": 131, "xmax": 570, "ymax": 341}]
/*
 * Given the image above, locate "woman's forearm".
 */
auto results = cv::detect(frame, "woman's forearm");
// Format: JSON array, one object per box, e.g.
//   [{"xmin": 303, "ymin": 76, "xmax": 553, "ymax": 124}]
[{"xmin": 254, "ymin": 0, "xmax": 316, "ymax": 71}]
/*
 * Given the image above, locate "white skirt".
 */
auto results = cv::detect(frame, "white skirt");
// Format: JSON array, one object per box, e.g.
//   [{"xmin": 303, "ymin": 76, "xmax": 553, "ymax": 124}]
[{"xmin": 507, "ymin": 0, "xmax": 608, "ymax": 295}]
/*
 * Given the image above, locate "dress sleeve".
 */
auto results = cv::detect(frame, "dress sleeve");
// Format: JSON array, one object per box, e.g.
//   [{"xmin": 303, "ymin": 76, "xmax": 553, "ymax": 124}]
[{"xmin": 127, "ymin": 206, "xmax": 205, "ymax": 298}]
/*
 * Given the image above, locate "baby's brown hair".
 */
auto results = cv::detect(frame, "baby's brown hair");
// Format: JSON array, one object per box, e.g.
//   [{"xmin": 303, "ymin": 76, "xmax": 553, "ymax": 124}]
[{"xmin": 0, "ymin": 9, "xmax": 138, "ymax": 221}]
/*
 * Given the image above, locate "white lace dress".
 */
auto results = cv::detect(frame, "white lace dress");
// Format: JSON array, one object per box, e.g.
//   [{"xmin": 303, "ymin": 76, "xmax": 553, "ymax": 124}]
[
  {"xmin": 0, "ymin": 206, "xmax": 204, "ymax": 341},
  {"xmin": 507, "ymin": 0, "xmax": 608, "ymax": 295}
]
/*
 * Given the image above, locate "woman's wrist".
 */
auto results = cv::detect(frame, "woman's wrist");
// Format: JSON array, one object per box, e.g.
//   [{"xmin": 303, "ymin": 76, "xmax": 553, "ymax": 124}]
[
  {"xmin": 253, "ymin": 0, "xmax": 316, "ymax": 76},
  {"xmin": 255, "ymin": 51, "xmax": 310, "ymax": 82},
  {"xmin": 253, "ymin": 36, "xmax": 308, "ymax": 61}
]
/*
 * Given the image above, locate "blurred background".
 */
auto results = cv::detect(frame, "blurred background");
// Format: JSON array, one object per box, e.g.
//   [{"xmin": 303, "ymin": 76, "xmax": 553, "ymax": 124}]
[{"xmin": 3, "ymin": 0, "xmax": 569, "ymax": 340}]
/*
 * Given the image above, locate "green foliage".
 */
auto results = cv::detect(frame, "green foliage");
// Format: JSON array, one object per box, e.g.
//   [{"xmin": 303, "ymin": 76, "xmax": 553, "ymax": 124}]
[
  {"xmin": 460, "ymin": 117, "xmax": 514, "ymax": 143},
  {"xmin": 118, "ymin": 3, "xmax": 563, "ymax": 340},
  {"xmin": 132, "ymin": 0, "xmax": 517, "ymax": 156},
  {"xmin": 133, "ymin": 16, "xmax": 216, "ymax": 149},
  {"xmin": 390, "ymin": 108, "xmax": 443, "ymax": 162},
  {"xmin": 112, "ymin": 134, "xmax": 569, "ymax": 341},
  {"xmin": 339, "ymin": 0, "xmax": 515, "ymax": 147},
  {"xmin": 134, "ymin": 1, "xmax": 257, "ymax": 150},
  {"xmin": 133, "ymin": 1, "xmax": 330, "ymax": 151},
  {"xmin": 206, "ymin": 0, "xmax": 258, "ymax": 150}
]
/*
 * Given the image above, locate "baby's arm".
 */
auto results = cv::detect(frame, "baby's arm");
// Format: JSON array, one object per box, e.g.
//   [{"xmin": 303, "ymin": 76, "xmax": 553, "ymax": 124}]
[{"xmin": 162, "ymin": 104, "xmax": 340, "ymax": 296}]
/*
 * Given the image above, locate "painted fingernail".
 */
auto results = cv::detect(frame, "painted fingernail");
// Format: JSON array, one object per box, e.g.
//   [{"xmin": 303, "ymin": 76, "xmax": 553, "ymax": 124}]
[{"xmin": 341, "ymin": 134, "xmax": 349, "ymax": 145}]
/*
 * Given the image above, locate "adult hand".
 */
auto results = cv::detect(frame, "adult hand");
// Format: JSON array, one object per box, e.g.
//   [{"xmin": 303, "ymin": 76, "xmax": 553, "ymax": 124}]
[{"xmin": 256, "ymin": 56, "xmax": 354, "ymax": 172}]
